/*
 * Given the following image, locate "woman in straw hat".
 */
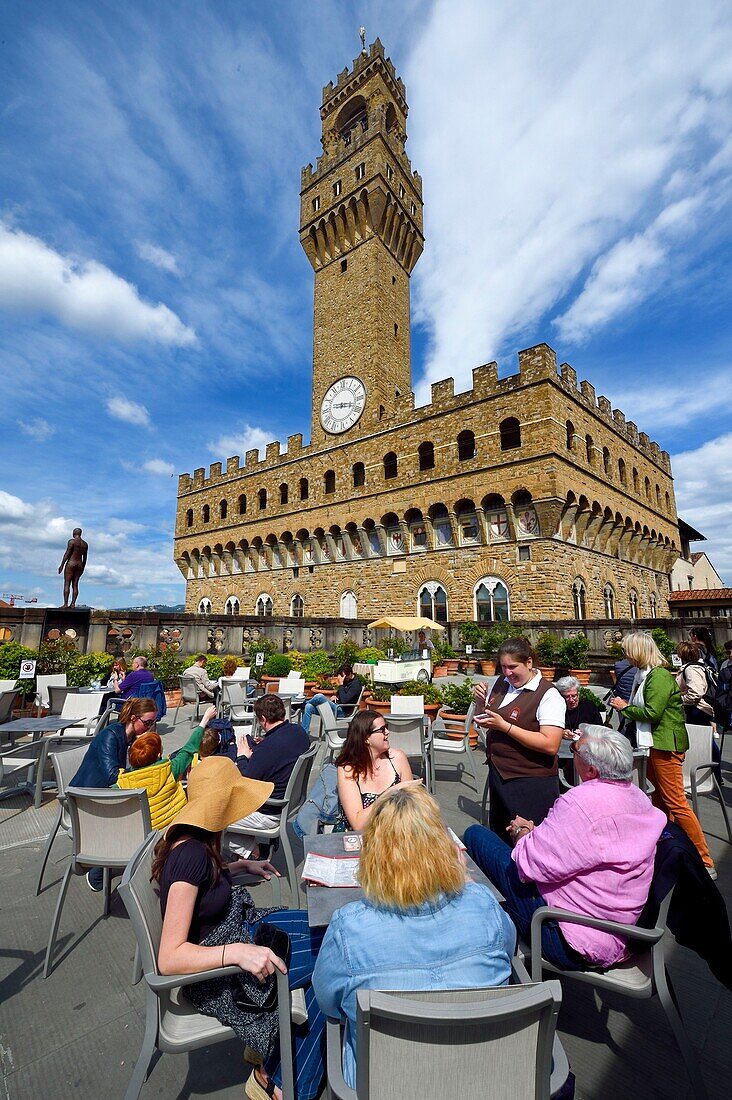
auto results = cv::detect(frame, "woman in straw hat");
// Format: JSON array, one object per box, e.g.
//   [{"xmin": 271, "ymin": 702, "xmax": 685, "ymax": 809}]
[{"xmin": 152, "ymin": 756, "xmax": 325, "ymax": 1100}]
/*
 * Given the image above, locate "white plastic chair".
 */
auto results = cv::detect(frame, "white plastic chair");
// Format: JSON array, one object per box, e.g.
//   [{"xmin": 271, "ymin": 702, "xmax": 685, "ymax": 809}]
[
  {"xmin": 385, "ymin": 713, "xmax": 433, "ymax": 789},
  {"xmin": 683, "ymin": 723, "xmax": 732, "ymax": 843},
  {"xmin": 430, "ymin": 702, "xmax": 480, "ymax": 791},
  {"xmin": 35, "ymin": 742, "xmax": 89, "ymax": 894},
  {"xmin": 0, "ymin": 739, "xmax": 47, "ymax": 803},
  {"xmin": 58, "ymin": 692, "xmax": 108, "ymax": 735},
  {"xmin": 279, "ymin": 677, "xmax": 306, "ymax": 697},
  {"xmin": 44, "ymin": 784, "xmax": 152, "ymax": 976},
  {"xmin": 34, "ymin": 673, "xmax": 67, "ymax": 714},
  {"xmin": 0, "ymin": 679, "xmax": 17, "ymax": 694},
  {"xmin": 317, "ymin": 701, "xmax": 350, "ymax": 762},
  {"xmin": 220, "ymin": 680, "xmax": 255, "ymax": 724}
]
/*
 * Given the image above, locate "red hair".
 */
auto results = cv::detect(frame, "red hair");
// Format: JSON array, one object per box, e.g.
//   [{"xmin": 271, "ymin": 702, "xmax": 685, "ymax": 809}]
[{"xmin": 129, "ymin": 732, "xmax": 162, "ymax": 769}]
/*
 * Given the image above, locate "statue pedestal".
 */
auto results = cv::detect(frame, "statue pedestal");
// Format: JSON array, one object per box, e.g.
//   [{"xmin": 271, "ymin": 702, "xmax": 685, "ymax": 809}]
[{"xmin": 42, "ymin": 607, "xmax": 92, "ymax": 649}]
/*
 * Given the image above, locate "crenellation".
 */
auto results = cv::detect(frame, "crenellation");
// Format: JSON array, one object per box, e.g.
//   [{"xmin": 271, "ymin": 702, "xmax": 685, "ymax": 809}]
[
  {"xmin": 518, "ymin": 343, "xmax": 557, "ymax": 380},
  {"xmin": 639, "ymin": 432, "xmax": 650, "ymax": 449},
  {"xmin": 597, "ymin": 395, "xmax": 611, "ymax": 417},
  {"xmin": 265, "ymin": 441, "xmax": 281, "ymax": 463},
  {"xmin": 287, "ymin": 433, "xmax": 303, "ymax": 455},
  {"xmin": 245, "ymin": 448, "xmax": 261, "ymax": 468},
  {"xmin": 209, "ymin": 462, "xmax": 222, "ymax": 480},
  {"xmin": 226, "ymin": 457, "xmax": 240, "ymax": 474},
  {"xmin": 626, "ymin": 422, "xmax": 638, "ymax": 443},
  {"xmin": 580, "ymin": 380, "xmax": 596, "ymax": 404},
  {"xmin": 613, "ymin": 409, "xmax": 626, "ymax": 430},
  {"xmin": 431, "ymin": 378, "xmax": 454, "ymax": 404},
  {"xmin": 472, "ymin": 362, "xmax": 499, "ymax": 392},
  {"xmin": 560, "ymin": 362, "xmax": 577, "ymax": 388},
  {"xmin": 179, "ymin": 473, "xmax": 192, "ymax": 492},
  {"xmin": 193, "ymin": 468, "xmax": 205, "ymax": 487}
]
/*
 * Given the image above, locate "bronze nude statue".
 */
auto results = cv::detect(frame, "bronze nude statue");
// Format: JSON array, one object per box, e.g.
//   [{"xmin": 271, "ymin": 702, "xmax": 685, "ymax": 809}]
[{"xmin": 58, "ymin": 527, "xmax": 88, "ymax": 608}]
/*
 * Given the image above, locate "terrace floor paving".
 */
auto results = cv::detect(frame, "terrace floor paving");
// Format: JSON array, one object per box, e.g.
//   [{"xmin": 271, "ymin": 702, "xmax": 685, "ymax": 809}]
[{"xmin": 1, "ymin": 698, "xmax": 730, "ymax": 1099}]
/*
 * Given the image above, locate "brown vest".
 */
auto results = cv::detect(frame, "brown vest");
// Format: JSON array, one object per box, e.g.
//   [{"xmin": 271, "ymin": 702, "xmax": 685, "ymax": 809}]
[{"xmin": 484, "ymin": 674, "xmax": 558, "ymax": 780}]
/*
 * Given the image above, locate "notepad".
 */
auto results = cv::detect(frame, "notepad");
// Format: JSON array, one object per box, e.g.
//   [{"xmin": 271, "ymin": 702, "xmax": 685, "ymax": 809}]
[{"xmin": 302, "ymin": 852, "xmax": 361, "ymax": 888}]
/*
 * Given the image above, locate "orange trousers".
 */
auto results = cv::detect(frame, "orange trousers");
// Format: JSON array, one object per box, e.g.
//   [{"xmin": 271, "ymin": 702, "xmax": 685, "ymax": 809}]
[{"xmin": 647, "ymin": 749, "xmax": 713, "ymax": 868}]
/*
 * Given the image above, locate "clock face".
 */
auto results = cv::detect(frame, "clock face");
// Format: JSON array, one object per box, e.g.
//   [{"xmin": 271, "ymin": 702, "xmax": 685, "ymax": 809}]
[{"xmin": 320, "ymin": 376, "xmax": 366, "ymax": 433}]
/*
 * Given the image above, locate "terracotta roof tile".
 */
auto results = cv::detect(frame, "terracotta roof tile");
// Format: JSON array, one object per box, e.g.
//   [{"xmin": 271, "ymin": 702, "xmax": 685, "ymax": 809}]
[{"xmin": 668, "ymin": 589, "xmax": 732, "ymax": 600}]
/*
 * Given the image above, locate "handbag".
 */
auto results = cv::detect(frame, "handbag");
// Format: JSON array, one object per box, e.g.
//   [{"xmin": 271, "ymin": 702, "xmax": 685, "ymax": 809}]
[{"xmin": 233, "ymin": 925, "xmax": 291, "ymax": 1013}]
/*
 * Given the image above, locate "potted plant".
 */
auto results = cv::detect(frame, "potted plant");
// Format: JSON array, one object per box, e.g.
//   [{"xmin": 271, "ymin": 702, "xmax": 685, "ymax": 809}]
[
  {"xmin": 363, "ymin": 681, "xmax": 443, "ymax": 720},
  {"xmin": 440, "ymin": 678, "xmax": 479, "ymax": 746},
  {"xmin": 556, "ymin": 634, "xmax": 591, "ymax": 684},
  {"xmin": 457, "ymin": 622, "xmax": 483, "ymax": 673},
  {"xmin": 482, "ymin": 621, "xmax": 515, "ymax": 671},
  {"xmin": 262, "ymin": 653, "xmax": 292, "ymax": 683},
  {"xmin": 534, "ymin": 631, "xmax": 558, "ymax": 681},
  {"xmin": 431, "ymin": 640, "xmax": 456, "ymax": 677},
  {"xmin": 302, "ymin": 650, "xmax": 334, "ymax": 696}
]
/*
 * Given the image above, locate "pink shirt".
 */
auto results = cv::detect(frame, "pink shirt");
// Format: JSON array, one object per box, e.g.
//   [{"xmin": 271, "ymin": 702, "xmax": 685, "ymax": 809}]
[{"xmin": 513, "ymin": 778, "xmax": 666, "ymax": 967}]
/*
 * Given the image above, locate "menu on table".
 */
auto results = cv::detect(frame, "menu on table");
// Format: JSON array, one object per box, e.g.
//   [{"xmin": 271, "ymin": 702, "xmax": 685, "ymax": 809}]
[{"xmin": 302, "ymin": 852, "xmax": 361, "ymax": 888}]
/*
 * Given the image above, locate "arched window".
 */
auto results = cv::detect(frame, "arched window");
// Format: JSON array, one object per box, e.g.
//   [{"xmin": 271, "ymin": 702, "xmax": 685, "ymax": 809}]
[
  {"xmin": 324, "ymin": 469, "xmax": 336, "ymax": 494},
  {"xmin": 202, "ymin": 504, "xmax": 210, "ymax": 523},
  {"xmin": 457, "ymin": 430, "xmax": 476, "ymax": 461},
  {"xmin": 602, "ymin": 448, "xmax": 611, "ymax": 476},
  {"xmin": 352, "ymin": 462, "xmax": 365, "ymax": 487},
  {"xmin": 618, "ymin": 458, "xmax": 626, "ymax": 486},
  {"xmin": 629, "ymin": 589, "xmax": 639, "ymax": 620},
  {"xmin": 632, "ymin": 468, "xmax": 639, "ymax": 492},
  {"xmin": 665, "ymin": 490, "xmax": 670, "ymax": 512},
  {"xmin": 219, "ymin": 499, "xmax": 227, "ymax": 520},
  {"xmin": 644, "ymin": 476, "xmax": 651, "ymax": 499},
  {"xmin": 383, "ymin": 451, "xmax": 397, "ymax": 479},
  {"xmin": 279, "ymin": 483, "xmax": 288, "ymax": 505},
  {"xmin": 290, "ymin": 593, "xmax": 304, "ymax": 617},
  {"xmin": 603, "ymin": 584, "xmax": 615, "ymax": 618},
  {"xmin": 225, "ymin": 596, "xmax": 240, "ymax": 616},
  {"xmin": 340, "ymin": 590, "xmax": 357, "ymax": 619},
  {"xmin": 655, "ymin": 484, "xmax": 661, "ymax": 507},
  {"xmin": 418, "ymin": 582, "xmax": 448, "ymax": 623},
  {"xmin": 649, "ymin": 593, "xmax": 658, "ymax": 619},
  {"xmin": 185, "ymin": 508, "xmax": 193, "ymax": 528},
  {"xmin": 255, "ymin": 593, "xmax": 273, "ymax": 617},
  {"xmin": 418, "ymin": 441, "xmax": 435, "ymax": 470},
  {"xmin": 500, "ymin": 418, "xmax": 521, "ymax": 451},
  {"xmin": 197, "ymin": 598, "xmax": 212, "ymax": 615},
  {"xmin": 238, "ymin": 494, "xmax": 247, "ymax": 514},
  {"xmin": 585, "ymin": 434, "xmax": 594, "ymax": 465},
  {"xmin": 566, "ymin": 420, "xmax": 574, "ymax": 450},
  {"xmin": 299, "ymin": 478, "xmax": 309, "ymax": 501},
  {"xmin": 258, "ymin": 488, "xmax": 267, "ymax": 510},
  {"xmin": 474, "ymin": 577, "xmax": 510, "ymax": 622},
  {"xmin": 572, "ymin": 578, "xmax": 587, "ymax": 619}
]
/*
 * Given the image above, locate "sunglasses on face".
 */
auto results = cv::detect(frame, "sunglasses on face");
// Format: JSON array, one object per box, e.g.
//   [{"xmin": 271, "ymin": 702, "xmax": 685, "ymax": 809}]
[
  {"xmin": 371, "ymin": 724, "xmax": 388, "ymax": 735},
  {"xmin": 136, "ymin": 716, "xmax": 156, "ymax": 729}
]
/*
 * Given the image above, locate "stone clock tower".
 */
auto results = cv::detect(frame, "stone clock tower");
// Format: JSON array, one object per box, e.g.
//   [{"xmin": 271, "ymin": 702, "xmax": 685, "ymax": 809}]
[{"xmin": 299, "ymin": 38, "xmax": 424, "ymax": 445}]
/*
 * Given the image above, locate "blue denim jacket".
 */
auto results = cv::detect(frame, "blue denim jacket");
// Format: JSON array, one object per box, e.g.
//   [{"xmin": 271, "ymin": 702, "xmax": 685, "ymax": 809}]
[{"xmin": 312, "ymin": 882, "xmax": 516, "ymax": 1087}]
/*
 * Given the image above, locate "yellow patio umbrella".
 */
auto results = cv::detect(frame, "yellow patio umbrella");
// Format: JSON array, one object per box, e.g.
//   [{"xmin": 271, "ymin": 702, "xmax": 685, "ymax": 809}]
[{"xmin": 366, "ymin": 615, "xmax": 445, "ymax": 632}]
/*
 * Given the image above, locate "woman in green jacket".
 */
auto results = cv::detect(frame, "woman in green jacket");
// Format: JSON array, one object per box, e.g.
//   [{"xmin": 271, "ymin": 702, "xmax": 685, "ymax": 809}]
[{"xmin": 610, "ymin": 631, "xmax": 714, "ymax": 874}]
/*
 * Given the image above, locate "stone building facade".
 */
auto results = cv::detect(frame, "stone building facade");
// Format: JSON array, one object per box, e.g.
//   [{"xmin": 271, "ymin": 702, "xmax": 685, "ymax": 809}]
[{"xmin": 174, "ymin": 39, "xmax": 679, "ymax": 625}]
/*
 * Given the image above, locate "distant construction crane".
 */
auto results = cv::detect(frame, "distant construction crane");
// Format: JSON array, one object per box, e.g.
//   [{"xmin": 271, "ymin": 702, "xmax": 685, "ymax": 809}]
[{"xmin": 1, "ymin": 593, "xmax": 39, "ymax": 606}]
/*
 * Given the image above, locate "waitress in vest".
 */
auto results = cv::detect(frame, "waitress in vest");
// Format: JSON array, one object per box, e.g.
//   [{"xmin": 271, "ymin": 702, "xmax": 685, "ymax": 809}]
[{"xmin": 474, "ymin": 637, "xmax": 566, "ymax": 837}]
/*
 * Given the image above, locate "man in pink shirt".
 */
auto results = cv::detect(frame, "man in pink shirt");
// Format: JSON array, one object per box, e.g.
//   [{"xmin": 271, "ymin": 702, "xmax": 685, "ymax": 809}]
[{"xmin": 465, "ymin": 725, "xmax": 666, "ymax": 969}]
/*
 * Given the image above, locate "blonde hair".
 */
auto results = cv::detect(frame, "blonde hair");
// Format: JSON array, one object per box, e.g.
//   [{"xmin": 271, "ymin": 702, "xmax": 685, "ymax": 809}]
[
  {"xmin": 358, "ymin": 785, "xmax": 464, "ymax": 908},
  {"xmin": 622, "ymin": 630, "xmax": 667, "ymax": 670}
]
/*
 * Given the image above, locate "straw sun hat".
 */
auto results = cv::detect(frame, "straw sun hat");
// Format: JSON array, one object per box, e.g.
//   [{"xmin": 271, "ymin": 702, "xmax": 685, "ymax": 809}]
[{"xmin": 165, "ymin": 755, "xmax": 274, "ymax": 836}]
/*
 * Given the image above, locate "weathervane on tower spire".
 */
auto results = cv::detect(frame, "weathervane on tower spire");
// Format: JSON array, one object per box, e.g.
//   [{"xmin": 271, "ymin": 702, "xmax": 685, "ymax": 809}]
[{"xmin": 359, "ymin": 26, "xmax": 367, "ymax": 52}]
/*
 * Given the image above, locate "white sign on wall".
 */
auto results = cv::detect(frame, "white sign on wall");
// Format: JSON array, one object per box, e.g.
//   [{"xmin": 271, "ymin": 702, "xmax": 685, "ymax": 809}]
[{"xmin": 20, "ymin": 659, "xmax": 37, "ymax": 678}]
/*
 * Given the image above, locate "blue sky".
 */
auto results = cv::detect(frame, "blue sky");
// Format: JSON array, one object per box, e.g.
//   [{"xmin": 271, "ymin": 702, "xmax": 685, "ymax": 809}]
[{"xmin": 1, "ymin": 0, "xmax": 731, "ymax": 609}]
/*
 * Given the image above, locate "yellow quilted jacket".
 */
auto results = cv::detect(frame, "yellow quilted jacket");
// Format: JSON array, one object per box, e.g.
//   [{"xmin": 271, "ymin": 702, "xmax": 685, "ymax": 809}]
[{"xmin": 116, "ymin": 758, "xmax": 187, "ymax": 830}]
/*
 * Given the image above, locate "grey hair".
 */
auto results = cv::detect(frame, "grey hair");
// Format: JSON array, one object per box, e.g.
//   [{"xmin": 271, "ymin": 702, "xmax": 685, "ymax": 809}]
[
  {"xmin": 555, "ymin": 676, "xmax": 580, "ymax": 695},
  {"xmin": 133, "ymin": 655, "xmax": 148, "ymax": 668},
  {"xmin": 576, "ymin": 724, "xmax": 633, "ymax": 781}
]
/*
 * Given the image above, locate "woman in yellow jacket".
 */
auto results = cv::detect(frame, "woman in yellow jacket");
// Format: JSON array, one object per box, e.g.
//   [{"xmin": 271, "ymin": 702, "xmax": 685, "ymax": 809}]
[{"xmin": 116, "ymin": 704, "xmax": 216, "ymax": 830}]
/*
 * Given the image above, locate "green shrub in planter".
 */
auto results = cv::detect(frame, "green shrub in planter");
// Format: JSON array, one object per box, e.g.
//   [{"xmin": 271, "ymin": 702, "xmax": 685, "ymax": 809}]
[
  {"xmin": 458, "ymin": 622, "xmax": 484, "ymax": 648},
  {"xmin": 432, "ymin": 640, "xmax": 457, "ymax": 663},
  {"xmin": 369, "ymin": 685, "xmax": 393, "ymax": 702},
  {"xmin": 556, "ymin": 634, "xmax": 590, "ymax": 669},
  {"xmin": 535, "ymin": 631, "xmax": 558, "ymax": 666},
  {"xmin": 286, "ymin": 650, "xmax": 307, "ymax": 672},
  {"xmin": 578, "ymin": 686, "xmax": 604, "ymax": 712},
  {"xmin": 382, "ymin": 636, "xmax": 408, "ymax": 656},
  {"xmin": 650, "ymin": 628, "xmax": 675, "ymax": 663},
  {"xmin": 302, "ymin": 650, "xmax": 333, "ymax": 680},
  {"xmin": 333, "ymin": 640, "xmax": 361, "ymax": 668},
  {"xmin": 368, "ymin": 681, "xmax": 444, "ymax": 705},
  {"xmin": 482, "ymin": 621, "xmax": 515, "ymax": 656},
  {"xmin": 357, "ymin": 646, "xmax": 387, "ymax": 664},
  {"xmin": 66, "ymin": 652, "xmax": 115, "ymax": 687},
  {"xmin": 0, "ymin": 641, "xmax": 40, "ymax": 697},
  {"xmin": 37, "ymin": 638, "xmax": 77, "ymax": 674},
  {"xmin": 441, "ymin": 679, "xmax": 476, "ymax": 714},
  {"xmin": 246, "ymin": 637, "xmax": 277, "ymax": 664},
  {"xmin": 264, "ymin": 653, "xmax": 292, "ymax": 678}
]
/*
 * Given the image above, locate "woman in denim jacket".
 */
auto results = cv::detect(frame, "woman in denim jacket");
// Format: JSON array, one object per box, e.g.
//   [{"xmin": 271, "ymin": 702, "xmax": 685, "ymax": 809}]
[{"xmin": 312, "ymin": 785, "xmax": 515, "ymax": 1088}]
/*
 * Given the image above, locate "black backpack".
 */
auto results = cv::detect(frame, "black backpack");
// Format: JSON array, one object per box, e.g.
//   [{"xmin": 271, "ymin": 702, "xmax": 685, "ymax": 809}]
[
  {"xmin": 207, "ymin": 718, "xmax": 238, "ymax": 760},
  {"xmin": 683, "ymin": 662, "xmax": 717, "ymax": 711}
]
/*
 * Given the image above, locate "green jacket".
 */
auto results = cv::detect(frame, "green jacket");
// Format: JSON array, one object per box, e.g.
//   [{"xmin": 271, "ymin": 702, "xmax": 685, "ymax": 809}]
[
  {"xmin": 622, "ymin": 667, "xmax": 689, "ymax": 753},
  {"xmin": 114, "ymin": 723, "xmax": 204, "ymax": 785}
]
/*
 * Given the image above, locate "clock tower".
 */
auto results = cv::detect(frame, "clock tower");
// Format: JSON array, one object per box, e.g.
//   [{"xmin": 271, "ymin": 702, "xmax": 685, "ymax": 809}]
[{"xmin": 300, "ymin": 38, "xmax": 424, "ymax": 445}]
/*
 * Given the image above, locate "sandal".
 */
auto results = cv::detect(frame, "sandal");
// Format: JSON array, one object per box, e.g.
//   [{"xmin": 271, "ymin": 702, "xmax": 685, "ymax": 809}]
[{"xmin": 245, "ymin": 1067, "xmax": 277, "ymax": 1100}]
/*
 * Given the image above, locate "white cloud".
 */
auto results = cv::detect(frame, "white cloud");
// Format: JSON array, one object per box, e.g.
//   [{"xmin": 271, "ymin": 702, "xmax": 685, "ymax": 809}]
[
  {"xmin": 142, "ymin": 458, "xmax": 175, "ymax": 476},
  {"xmin": 136, "ymin": 241, "xmax": 180, "ymax": 275},
  {"xmin": 408, "ymin": 0, "xmax": 732, "ymax": 396},
  {"xmin": 208, "ymin": 423, "xmax": 272, "ymax": 460},
  {"xmin": 554, "ymin": 196, "xmax": 704, "ymax": 343},
  {"xmin": 0, "ymin": 221, "xmax": 196, "ymax": 345},
  {"xmin": 18, "ymin": 417, "xmax": 54, "ymax": 442},
  {"xmin": 0, "ymin": 491, "xmax": 35, "ymax": 523},
  {"xmin": 672, "ymin": 432, "xmax": 732, "ymax": 583},
  {"xmin": 106, "ymin": 395, "xmax": 151, "ymax": 427},
  {"xmin": 604, "ymin": 367, "xmax": 729, "ymax": 431}
]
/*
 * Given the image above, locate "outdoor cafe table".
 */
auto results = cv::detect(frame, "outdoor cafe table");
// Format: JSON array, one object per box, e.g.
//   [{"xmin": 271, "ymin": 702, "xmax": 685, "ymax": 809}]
[
  {"xmin": 303, "ymin": 831, "xmax": 504, "ymax": 927},
  {"xmin": 0, "ymin": 717, "xmax": 80, "ymax": 807}
]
